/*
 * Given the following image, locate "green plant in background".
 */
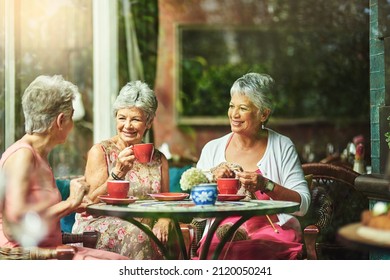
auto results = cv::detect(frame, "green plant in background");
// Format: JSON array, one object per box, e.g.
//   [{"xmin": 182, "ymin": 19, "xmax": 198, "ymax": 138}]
[
  {"xmin": 118, "ymin": 0, "xmax": 158, "ymax": 87},
  {"xmin": 180, "ymin": 61, "xmax": 267, "ymax": 116},
  {"xmin": 178, "ymin": 1, "xmax": 369, "ymax": 121},
  {"xmin": 385, "ymin": 116, "xmax": 390, "ymax": 149}
]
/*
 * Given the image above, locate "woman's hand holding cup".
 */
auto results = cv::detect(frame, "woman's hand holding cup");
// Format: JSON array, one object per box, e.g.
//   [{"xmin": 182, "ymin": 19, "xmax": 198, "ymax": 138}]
[
  {"xmin": 211, "ymin": 164, "xmax": 236, "ymax": 179},
  {"xmin": 114, "ymin": 146, "xmax": 136, "ymax": 177},
  {"xmin": 236, "ymin": 171, "xmax": 267, "ymax": 193}
]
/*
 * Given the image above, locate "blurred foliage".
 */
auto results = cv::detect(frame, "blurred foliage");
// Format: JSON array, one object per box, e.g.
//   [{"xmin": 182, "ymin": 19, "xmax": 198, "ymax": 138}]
[
  {"xmin": 179, "ymin": 0, "xmax": 369, "ymax": 120},
  {"xmin": 118, "ymin": 0, "xmax": 158, "ymax": 88},
  {"xmin": 179, "ymin": 62, "xmax": 268, "ymax": 116}
]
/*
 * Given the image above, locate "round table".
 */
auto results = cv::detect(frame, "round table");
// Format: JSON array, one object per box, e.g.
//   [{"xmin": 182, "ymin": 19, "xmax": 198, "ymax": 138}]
[
  {"xmin": 338, "ymin": 223, "xmax": 390, "ymax": 253},
  {"xmin": 87, "ymin": 199, "xmax": 300, "ymax": 259}
]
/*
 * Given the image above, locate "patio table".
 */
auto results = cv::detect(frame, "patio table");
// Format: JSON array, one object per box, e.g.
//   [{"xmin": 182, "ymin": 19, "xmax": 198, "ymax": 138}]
[{"xmin": 86, "ymin": 199, "xmax": 300, "ymax": 260}]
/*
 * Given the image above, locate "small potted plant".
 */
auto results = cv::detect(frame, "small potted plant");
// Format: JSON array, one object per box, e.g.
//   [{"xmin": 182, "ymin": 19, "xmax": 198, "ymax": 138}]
[{"xmin": 179, "ymin": 167, "xmax": 209, "ymax": 191}]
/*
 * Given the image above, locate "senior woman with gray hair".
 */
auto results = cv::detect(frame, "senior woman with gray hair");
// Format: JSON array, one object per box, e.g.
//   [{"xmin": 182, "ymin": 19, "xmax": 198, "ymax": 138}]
[
  {"xmin": 0, "ymin": 75, "xmax": 127, "ymax": 259},
  {"xmin": 72, "ymin": 80, "xmax": 170, "ymax": 259},
  {"xmin": 195, "ymin": 72, "xmax": 310, "ymax": 259}
]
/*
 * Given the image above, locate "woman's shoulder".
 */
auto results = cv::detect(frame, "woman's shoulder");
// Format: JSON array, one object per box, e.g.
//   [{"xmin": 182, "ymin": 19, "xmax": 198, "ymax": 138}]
[
  {"xmin": 203, "ymin": 133, "xmax": 232, "ymax": 148},
  {"xmin": 87, "ymin": 138, "xmax": 119, "ymax": 159},
  {"xmin": 99, "ymin": 137, "xmax": 117, "ymax": 147},
  {"xmin": 0, "ymin": 140, "xmax": 39, "ymax": 169},
  {"xmin": 4, "ymin": 139, "xmax": 33, "ymax": 151},
  {"xmin": 153, "ymin": 148, "xmax": 164, "ymax": 160},
  {"xmin": 98, "ymin": 137, "xmax": 119, "ymax": 150},
  {"xmin": 267, "ymin": 129, "xmax": 294, "ymax": 146},
  {"xmin": 1, "ymin": 140, "xmax": 36, "ymax": 159}
]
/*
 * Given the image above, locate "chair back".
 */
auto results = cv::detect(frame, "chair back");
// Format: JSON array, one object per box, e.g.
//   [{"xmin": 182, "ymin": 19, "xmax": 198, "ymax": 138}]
[{"xmin": 300, "ymin": 163, "xmax": 369, "ymax": 259}]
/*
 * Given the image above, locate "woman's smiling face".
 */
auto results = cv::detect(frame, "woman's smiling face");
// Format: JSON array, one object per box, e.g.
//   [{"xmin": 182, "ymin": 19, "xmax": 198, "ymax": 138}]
[
  {"xmin": 228, "ymin": 94, "xmax": 263, "ymax": 135},
  {"xmin": 115, "ymin": 107, "xmax": 151, "ymax": 145}
]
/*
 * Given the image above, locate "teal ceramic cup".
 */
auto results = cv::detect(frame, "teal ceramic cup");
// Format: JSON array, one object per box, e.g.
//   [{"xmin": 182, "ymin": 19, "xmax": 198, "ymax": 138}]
[{"xmin": 191, "ymin": 183, "xmax": 218, "ymax": 206}]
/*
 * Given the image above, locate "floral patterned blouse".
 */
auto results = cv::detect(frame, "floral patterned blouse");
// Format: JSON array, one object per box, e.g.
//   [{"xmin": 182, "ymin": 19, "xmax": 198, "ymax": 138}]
[{"xmin": 101, "ymin": 139, "xmax": 163, "ymax": 199}]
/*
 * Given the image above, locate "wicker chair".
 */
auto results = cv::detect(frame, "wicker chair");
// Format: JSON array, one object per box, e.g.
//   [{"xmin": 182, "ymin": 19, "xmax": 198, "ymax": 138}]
[
  {"xmin": 0, "ymin": 225, "xmax": 99, "ymax": 260},
  {"xmin": 0, "ymin": 179, "xmax": 100, "ymax": 260},
  {"xmin": 0, "ymin": 245, "xmax": 77, "ymax": 260},
  {"xmin": 300, "ymin": 162, "xmax": 369, "ymax": 260}
]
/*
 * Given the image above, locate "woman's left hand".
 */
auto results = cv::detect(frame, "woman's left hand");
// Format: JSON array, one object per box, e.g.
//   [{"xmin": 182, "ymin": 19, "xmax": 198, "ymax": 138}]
[
  {"xmin": 68, "ymin": 177, "xmax": 90, "ymax": 210},
  {"xmin": 152, "ymin": 218, "xmax": 172, "ymax": 243},
  {"xmin": 236, "ymin": 171, "xmax": 267, "ymax": 193},
  {"xmin": 75, "ymin": 195, "xmax": 93, "ymax": 213}
]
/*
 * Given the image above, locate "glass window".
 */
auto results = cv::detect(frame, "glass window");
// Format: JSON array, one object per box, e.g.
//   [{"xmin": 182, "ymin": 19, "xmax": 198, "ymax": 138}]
[
  {"xmin": 178, "ymin": 1, "xmax": 369, "ymax": 122},
  {"xmin": 10, "ymin": 0, "xmax": 93, "ymax": 176},
  {"xmin": 0, "ymin": 0, "xmax": 4, "ymax": 154}
]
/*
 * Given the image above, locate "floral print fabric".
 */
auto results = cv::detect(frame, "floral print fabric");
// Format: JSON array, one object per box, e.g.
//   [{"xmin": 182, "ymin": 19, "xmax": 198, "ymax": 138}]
[{"xmin": 72, "ymin": 140, "xmax": 164, "ymax": 259}]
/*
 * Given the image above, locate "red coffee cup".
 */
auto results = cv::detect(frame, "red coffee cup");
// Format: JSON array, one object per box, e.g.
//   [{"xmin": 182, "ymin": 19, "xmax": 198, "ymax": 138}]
[
  {"xmin": 107, "ymin": 180, "xmax": 130, "ymax": 198},
  {"xmin": 217, "ymin": 178, "xmax": 240, "ymax": 194},
  {"xmin": 133, "ymin": 143, "xmax": 154, "ymax": 163}
]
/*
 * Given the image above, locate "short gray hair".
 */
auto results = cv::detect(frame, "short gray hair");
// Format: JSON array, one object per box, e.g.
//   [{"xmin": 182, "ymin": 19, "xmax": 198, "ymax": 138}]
[
  {"xmin": 230, "ymin": 72, "xmax": 274, "ymax": 116},
  {"xmin": 22, "ymin": 75, "xmax": 77, "ymax": 134},
  {"xmin": 113, "ymin": 81, "xmax": 158, "ymax": 125}
]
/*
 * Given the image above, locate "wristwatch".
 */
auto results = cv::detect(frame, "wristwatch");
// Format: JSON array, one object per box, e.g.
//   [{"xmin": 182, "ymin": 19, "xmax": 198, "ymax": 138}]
[{"xmin": 263, "ymin": 179, "xmax": 275, "ymax": 193}]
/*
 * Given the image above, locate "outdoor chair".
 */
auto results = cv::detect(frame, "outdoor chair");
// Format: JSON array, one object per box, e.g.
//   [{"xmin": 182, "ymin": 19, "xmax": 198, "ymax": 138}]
[
  {"xmin": 0, "ymin": 245, "xmax": 77, "ymax": 260},
  {"xmin": 300, "ymin": 162, "xmax": 369, "ymax": 260}
]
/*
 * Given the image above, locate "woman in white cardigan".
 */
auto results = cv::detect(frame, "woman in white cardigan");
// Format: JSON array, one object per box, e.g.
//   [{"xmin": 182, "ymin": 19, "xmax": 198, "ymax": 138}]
[{"xmin": 196, "ymin": 72, "xmax": 310, "ymax": 260}]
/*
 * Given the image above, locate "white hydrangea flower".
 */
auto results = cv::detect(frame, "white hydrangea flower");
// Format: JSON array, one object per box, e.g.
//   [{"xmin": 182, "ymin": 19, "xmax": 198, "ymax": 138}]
[{"xmin": 180, "ymin": 167, "xmax": 209, "ymax": 191}]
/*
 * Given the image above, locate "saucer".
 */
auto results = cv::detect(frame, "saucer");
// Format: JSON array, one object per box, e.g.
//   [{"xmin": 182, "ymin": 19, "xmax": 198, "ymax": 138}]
[
  {"xmin": 98, "ymin": 195, "xmax": 137, "ymax": 205},
  {"xmin": 149, "ymin": 192, "xmax": 189, "ymax": 201},
  {"xmin": 217, "ymin": 194, "xmax": 246, "ymax": 201}
]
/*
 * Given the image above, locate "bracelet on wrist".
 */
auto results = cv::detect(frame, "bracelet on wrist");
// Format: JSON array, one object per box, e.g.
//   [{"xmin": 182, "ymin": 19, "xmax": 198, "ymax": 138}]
[{"xmin": 111, "ymin": 171, "xmax": 124, "ymax": 180}]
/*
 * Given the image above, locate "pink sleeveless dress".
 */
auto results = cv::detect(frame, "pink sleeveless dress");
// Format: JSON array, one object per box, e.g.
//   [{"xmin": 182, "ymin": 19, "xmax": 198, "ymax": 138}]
[{"xmin": 0, "ymin": 140, "xmax": 127, "ymax": 260}]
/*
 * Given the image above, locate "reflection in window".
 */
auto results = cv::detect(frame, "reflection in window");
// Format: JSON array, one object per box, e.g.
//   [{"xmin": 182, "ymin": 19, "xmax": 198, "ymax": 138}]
[
  {"xmin": 0, "ymin": 0, "xmax": 5, "ymax": 154},
  {"xmin": 8, "ymin": 0, "xmax": 93, "ymax": 175},
  {"xmin": 179, "ymin": 1, "xmax": 369, "ymax": 121}
]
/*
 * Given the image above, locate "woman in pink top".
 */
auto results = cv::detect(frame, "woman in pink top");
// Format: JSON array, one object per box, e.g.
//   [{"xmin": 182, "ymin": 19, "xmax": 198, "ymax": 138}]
[{"xmin": 0, "ymin": 75, "xmax": 127, "ymax": 260}]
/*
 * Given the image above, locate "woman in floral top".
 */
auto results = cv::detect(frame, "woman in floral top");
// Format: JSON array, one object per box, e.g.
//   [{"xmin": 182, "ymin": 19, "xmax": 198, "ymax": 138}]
[{"xmin": 72, "ymin": 81, "xmax": 170, "ymax": 259}]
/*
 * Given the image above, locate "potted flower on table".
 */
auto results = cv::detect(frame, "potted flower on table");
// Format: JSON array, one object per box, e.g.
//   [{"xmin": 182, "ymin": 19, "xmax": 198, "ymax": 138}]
[{"xmin": 179, "ymin": 167, "xmax": 217, "ymax": 206}]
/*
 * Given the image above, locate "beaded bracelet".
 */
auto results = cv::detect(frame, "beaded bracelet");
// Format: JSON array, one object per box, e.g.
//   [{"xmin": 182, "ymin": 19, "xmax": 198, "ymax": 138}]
[{"xmin": 111, "ymin": 171, "xmax": 124, "ymax": 180}]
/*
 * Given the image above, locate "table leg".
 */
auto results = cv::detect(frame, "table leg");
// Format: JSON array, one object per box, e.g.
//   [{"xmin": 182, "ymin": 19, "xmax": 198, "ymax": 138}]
[
  {"xmin": 211, "ymin": 216, "xmax": 250, "ymax": 260},
  {"xmin": 198, "ymin": 217, "xmax": 224, "ymax": 260},
  {"xmin": 199, "ymin": 215, "xmax": 253, "ymax": 260},
  {"xmin": 172, "ymin": 219, "xmax": 189, "ymax": 260}
]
